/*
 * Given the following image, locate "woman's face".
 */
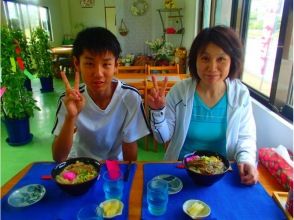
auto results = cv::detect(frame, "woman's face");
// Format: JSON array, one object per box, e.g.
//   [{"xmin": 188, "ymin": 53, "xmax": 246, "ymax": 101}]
[
  {"xmin": 74, "ymin": 49, "xmax": 117, "ymax": 96},
  {"xmin": 196, "ymin": 43, "xmax": 231, "ymax": 86}
]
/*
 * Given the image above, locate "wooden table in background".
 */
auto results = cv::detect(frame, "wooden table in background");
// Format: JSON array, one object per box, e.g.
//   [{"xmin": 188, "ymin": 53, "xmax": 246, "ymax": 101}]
[
  {"xmin": 1, "ymin": 161, "xmax": 286, "ymax": 220},
  {"xmin": 51, "ymin": 46, "xmax": 73, "ymax": 56}
]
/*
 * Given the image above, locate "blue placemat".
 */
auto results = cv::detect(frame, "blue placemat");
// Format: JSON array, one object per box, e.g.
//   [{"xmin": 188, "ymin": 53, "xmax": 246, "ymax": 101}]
[
  {"xmin": 1, "ymin": 162, "xmax": 136, "ymax": 220},
  {"xmin": 142, "ymin": 163, "xmax": 286, "ymax": 220}
]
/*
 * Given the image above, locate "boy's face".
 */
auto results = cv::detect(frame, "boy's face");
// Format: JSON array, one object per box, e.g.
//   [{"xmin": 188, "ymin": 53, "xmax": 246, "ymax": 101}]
[{"xmin": 74, "ymin": 49, "xmax": 118, "ymax": 95}]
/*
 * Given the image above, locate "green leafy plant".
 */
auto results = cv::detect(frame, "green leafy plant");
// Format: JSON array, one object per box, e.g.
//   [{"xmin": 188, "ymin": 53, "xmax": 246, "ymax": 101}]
[
  {"xmin": 12, "ymin": 29, "xmax": 34, "ymax": 73},
  {"xmin": 30, "ymin": 27, "xmax": 53, "ymax": 78},
  {"xmin": 145, "ymin": 38, "xmax": 175, "ymax": 62},
  {"xmin": 1, "ymin": 26, "xmax": 40, "ymax": 119}
]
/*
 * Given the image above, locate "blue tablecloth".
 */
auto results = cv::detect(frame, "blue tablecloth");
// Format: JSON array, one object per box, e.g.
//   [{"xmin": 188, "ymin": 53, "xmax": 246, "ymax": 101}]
[
  {"xmin": 1, "ymin": 162, "xmax": 136, "ymax": 220},
  {"xmin": 141, "ymin": 163, "xmax": 286, "ymax": 220}
]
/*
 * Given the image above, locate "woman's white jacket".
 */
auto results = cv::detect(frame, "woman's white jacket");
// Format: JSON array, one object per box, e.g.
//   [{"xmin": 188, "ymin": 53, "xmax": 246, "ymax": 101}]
[{"xmin": 150, "ymin": 77, "xmax": 257, "ymax": 166}]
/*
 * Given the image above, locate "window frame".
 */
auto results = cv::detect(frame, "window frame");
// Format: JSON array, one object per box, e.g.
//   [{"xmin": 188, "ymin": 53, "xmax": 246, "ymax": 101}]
[
  {"xmin": 241, "ymin": 0, "xmax": 293, "ymax": 122},
  {"xmin": 200, "ymin": 0, "xmax": 293, "ymax": 123},
  {"xmin": 3, "ymin": 0, "xmax": 53, "ymax": 41}
]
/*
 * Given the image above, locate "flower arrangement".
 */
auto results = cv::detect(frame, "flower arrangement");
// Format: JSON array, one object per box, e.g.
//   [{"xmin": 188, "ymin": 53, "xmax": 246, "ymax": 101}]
[
  {"xmin": 120, "ymin": 53, "xmax": 135, "ymax": 66},
  {"xmin": 130, "ymin": 0, "xmax": 148, "ymax": 16},
  {"xmin": 145, "ymin": 38, "xmax": 175, "ymax": 62}
]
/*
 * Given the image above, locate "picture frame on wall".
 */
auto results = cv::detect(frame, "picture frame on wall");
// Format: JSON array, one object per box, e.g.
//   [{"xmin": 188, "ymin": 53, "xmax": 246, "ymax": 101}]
[{"xmin": 80, "ymin": 0, "xmax": 95, "ymax": 8}]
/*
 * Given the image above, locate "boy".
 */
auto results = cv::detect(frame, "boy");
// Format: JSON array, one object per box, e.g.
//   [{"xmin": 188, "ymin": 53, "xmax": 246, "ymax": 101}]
[{"xmin": 52, "ymin": 27, "xmax": 150, "ymax": 162}]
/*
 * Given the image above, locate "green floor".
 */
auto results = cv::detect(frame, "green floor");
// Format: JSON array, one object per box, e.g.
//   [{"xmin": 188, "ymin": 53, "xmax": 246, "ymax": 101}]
[{"xmin": 1, "ymin": 77, "xmax": 165, "ymax": 186}]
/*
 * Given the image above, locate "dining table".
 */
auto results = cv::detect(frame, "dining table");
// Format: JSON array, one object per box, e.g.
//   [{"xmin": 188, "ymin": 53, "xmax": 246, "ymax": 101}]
[
  {"xmin": 1, "ymin": 161, "xmax": 288, "ymax": 220},
  {"xmin": 51, "ymin": 46, "xmax": 73, "ymax": 56}
]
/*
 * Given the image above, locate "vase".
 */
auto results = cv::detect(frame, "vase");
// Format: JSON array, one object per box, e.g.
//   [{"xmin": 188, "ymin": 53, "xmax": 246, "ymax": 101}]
[
  {"xmin": 175, "ymin": 47, "xmax": 187, "ymax": 73},
  {"xmin": 40, "ymin": 76, "xmax": 54, "ymax": 93},
  {"xmin": 4, "ymin": 117, "xmax": 33, "ymax": 146},
  {"xmin": 24, "ymin": 78, "xmax": 32, "ymax": 91}
]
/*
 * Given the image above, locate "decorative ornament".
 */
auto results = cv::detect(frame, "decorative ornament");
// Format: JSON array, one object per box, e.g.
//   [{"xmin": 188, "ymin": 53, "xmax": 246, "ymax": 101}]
[
  {"xmin": 130, "ymin": 0, "xmax": 148, "ymax": 16},
  {"xmin": 164, "ymin": 0, "xmax": 176, "ymax": 9}
]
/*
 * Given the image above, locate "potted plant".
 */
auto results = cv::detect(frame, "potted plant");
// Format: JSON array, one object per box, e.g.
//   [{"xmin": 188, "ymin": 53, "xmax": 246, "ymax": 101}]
[
  {"xmin": 120, "ymin": 53, "xmax": 135, "ymax": 66},
  {"xmin": 1, "ymin": 26, "xmax": 40, "ymax": 146},
  {"xmin": 30, "ymin": 27, "xmax": 54, "ymax": 92},
  {"xmin": 145, "ymin": 38, "xmax": 175, "ymax": 66}
]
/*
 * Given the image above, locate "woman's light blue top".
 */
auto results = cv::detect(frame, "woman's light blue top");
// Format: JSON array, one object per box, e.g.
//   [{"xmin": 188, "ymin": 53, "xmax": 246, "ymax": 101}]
[{"xmin": 179, "ymin": 91, "xmax": 227, "ymax": 160}]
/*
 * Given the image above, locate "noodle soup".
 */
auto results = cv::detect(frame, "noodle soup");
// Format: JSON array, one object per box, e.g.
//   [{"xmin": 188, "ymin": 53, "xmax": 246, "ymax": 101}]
[
  {"xmin": 183, "ymin": 151, "xmax": 230, "ymax": 186},
  {"xmin": 56, "ymin": 161, "xmax": 98, "ymax": 184},
  {"xmin": 51, "ymin": 157, "xmax": 101, "ymax": 195},
  {"xmin": 186, "ymin": 155, "xmax": 226, "ymax": 175}
]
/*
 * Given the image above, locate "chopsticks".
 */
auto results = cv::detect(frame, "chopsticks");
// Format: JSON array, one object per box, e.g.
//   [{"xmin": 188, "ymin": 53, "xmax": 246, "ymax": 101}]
[{"xmin": 124, "ymin": 161, "xmax": 132, "ymax": 182}]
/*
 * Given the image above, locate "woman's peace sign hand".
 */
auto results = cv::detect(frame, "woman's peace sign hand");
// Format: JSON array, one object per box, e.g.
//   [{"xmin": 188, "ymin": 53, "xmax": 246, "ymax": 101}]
[
  {"xmin": 61, "ymin": 71, "xmax": 85, "ymax": 118},
  {"xmin": 147, "ymin": 75, "xmax": 168, "ymax": 110}
]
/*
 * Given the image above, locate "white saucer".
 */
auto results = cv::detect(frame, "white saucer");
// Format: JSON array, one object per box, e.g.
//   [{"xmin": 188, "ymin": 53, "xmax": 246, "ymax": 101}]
[
  {"xmin": 183, "ymin": 199, "xmax": 211, "ymax": 219},
  {"xmin": 152, "ymin": 174, "xmax": 183, "ymax": 194},
  {"xmin": 8, "ymin": 184, "xmax": 46, "ymax": 208}
]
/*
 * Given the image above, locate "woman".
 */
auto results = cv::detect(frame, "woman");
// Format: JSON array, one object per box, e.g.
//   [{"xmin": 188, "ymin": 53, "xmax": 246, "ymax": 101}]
[{"xmin": 147, "ymin": 25, "xmax": 258, "ymax": 185}]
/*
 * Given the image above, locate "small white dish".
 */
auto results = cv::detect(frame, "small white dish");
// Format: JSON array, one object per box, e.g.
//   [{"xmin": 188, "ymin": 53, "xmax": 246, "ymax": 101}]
[
  {"xmin": 8, "ymin": 184, "xmax": 46, "ymax": 208},
  {"xmin": 152, "ymin": 174, "xmax": 183, "ymax": 194},
  {"xmin": 99, "ymin": 199, "xmax": 124, "ymax": 219},
  {"xmin": 183, "ymin": 199, "xmax": 211, "ymax": 219}
]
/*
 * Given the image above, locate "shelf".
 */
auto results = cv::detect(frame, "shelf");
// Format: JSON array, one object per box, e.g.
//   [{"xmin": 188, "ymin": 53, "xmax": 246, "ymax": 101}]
[
  {"xmin": 157, "ymin": 8, "xmax": 184, "ymax": 46},
  {"xmin": 157, "ymin": 8, "xmax": 183, "ymax": 12}
]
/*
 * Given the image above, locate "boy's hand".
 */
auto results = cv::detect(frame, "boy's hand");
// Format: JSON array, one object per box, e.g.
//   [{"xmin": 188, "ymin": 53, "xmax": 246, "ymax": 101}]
[
  {"xmin": 147, "ymin": 75, "xmax": 168, "ymax": 110},
  {"xmin": 61, "ymin": 71, "xmax": 85, "ymax": 118}
]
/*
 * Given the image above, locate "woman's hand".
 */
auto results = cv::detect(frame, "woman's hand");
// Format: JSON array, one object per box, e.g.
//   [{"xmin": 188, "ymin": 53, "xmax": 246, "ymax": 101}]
[
  {"xmin": 238, "ymin": 163, "xmax": 259, "ymax": 185},
  {"xmin": 147, "ymin": 75, "xmax": 168, "ymax": 110},
  {"xmin": 61, "ymin": 71, "xmax": 85, "ymax": 118}
]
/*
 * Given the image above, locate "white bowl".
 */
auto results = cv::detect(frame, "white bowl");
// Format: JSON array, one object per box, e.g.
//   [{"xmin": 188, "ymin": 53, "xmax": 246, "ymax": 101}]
[
  {"xmin": 183, "ymin": 199, "xmax": 211, "ymax": 219},
  {"xmin": 99, "ymin": 199, "xmax": 124, "ymax": 219}
]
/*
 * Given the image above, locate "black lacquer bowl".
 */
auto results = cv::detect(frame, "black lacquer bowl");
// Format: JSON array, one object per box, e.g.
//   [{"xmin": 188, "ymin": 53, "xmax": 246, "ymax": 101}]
[
  {"xmin": 183, "ymin": 150, "xmax": 230, "ymax": 186},
  {"xmin": 51, "ymin": 157, "xmax": 101, "ymax": 196}
]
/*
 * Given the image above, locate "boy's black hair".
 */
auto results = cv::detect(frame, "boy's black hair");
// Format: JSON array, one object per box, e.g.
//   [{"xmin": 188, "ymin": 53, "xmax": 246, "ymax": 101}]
[
  {"xmin": 73, "ymin": 27, "xmax": 121, "ymax": 60},
  {"xmin": 188, "ymin": 25, "xmax": 244, "ymax": 81}
]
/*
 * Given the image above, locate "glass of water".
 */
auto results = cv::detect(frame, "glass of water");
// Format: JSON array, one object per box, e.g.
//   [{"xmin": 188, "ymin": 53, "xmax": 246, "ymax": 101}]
[
  {"xmin": 103, "ymin": 170, "xmax": 124, "ymax": 200},
  {"xmin": 147, "ymin": 179, "xmax": 168, "ymax": 216}
]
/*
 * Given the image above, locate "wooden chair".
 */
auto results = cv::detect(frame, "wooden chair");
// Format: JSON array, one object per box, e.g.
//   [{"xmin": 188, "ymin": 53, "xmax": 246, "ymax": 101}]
[
  {"xmin": 147, "ymin": 64, "xmax": 180, "ymax": 75},
  {"xmin": 115, "ymin": 74, "xmax": 149, "ymax": 150},
  {"xmin": 116, "ymin": 65, "xmax": 147, "ymax": 74}
]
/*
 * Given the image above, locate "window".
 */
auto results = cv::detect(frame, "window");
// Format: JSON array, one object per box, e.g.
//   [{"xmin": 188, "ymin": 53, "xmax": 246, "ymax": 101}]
[
  {"xmin": 200, "ymin": 0, "xmax": 293, "ymax": 122},
  {"xmin": 3, "ymin": 0, "xmax": 52, "ymax": 41}
]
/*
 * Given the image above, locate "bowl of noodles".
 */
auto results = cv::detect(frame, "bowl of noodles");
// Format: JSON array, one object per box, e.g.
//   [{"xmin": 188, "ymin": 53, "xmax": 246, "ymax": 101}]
[
  {"xmin": 183, "ymin": 151, "xmax": 230, "ymax": 186},
  {"xmin": 51, "ymin": 157, "xmax": 101, "ymax": 195}
]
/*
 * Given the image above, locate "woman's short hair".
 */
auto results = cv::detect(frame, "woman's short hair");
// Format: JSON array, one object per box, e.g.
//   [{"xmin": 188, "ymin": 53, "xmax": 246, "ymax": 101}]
[{"xmin": 188, "ymin": 25, "xmax": 244, "ymax": 80}]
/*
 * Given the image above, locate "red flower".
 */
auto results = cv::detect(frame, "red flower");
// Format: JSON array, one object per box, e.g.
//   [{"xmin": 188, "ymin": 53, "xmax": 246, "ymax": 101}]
[
  {"xmin": 16, "ymin": 57, "xmax": 25, "ymax": 70},
  {"xmin": 15, "ymin": 47, "xmax": 21, "ymax": 55}
]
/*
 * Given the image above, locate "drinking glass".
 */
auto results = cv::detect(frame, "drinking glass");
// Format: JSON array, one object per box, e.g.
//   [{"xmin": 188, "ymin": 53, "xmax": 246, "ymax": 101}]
[
  {"xmin": 147, "ymin": 179, "xmax": 168, "ymax": 216},
  {"xmin": 103, "ymin": 170, "xmax": 124, "ymax": 200}
]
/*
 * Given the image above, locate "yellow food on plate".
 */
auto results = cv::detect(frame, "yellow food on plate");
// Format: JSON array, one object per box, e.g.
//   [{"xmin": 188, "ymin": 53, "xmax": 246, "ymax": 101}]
[
  {"xmin": 102, "ymin": 200, "xmax": 121, "ymax": 217},
  {"xmin": 187, "ymin": 202, "xmax": 205, "ymax": 217}
]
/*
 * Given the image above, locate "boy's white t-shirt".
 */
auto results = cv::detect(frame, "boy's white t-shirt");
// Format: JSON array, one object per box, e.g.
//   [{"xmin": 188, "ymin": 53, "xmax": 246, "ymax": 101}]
[{"xmin": 52, "ymin": 79, "xmax": 150, "ymax": 161}]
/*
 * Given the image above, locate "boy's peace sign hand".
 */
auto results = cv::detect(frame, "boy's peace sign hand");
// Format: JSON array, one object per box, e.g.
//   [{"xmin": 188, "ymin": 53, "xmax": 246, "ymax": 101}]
[
  {"xmin": 147, "ymin": 75, "xmax": 168, "ymax": 110},
  {"xmin": 61, "ymin": 71, "xmax": 85, "ymax": 118}
]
